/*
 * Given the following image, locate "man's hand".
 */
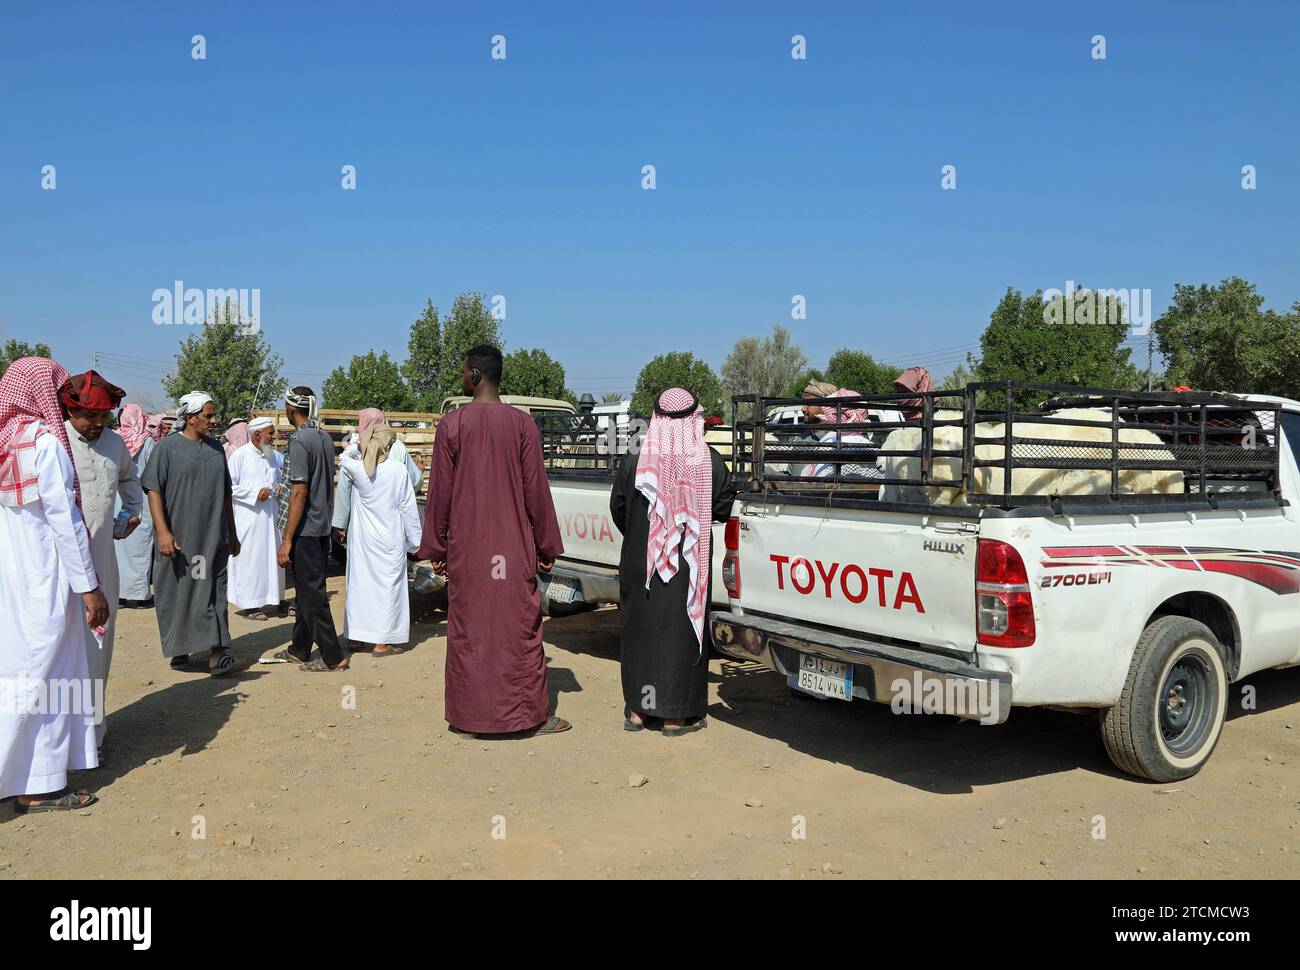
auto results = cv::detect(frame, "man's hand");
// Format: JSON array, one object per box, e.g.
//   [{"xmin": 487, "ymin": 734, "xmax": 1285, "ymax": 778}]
[
  {"xmin": 157, "ymin": 531, "xmax": 180, "ymax": 558},
  {"xmin": 333, "ymin": 527, "xmax": 347, "ymax": 545},
  {"xmin": 277, "ymin": 538, "xmax": 292, "ymax": 568},
  {"xmin": 229, "ymin": 533, "xmax": 241, "ymax": 558},
  {"xmin": 83, "ymin": 588, "xmax": 109, "ymax": 629},
  {"xmin": 115, "ymin": 515, "xmax": 141, "ymax": 540},
  {"xmin": 257, "ymin": 487, "xmax": 272, "ymax": 503},
  {"xmin": 537, "ymin": 557, "xmax": 555, "ymax": 573},
  {"xmin": 431, "ymin": 560, "xmax": 447, "ymax": 577}
]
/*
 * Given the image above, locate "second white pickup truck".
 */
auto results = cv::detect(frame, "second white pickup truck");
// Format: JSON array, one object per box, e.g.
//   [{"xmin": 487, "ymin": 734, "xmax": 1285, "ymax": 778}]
[
  {"xmin": 539, "ymin": 416, "xmax": 733, "ymax": 614},
  {"xmin": 711, "ymin": 382, "xmax": 1300, "ymax": 782}
]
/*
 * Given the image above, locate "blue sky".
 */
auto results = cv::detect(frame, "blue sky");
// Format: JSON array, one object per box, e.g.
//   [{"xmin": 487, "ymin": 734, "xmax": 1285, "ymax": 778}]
[{"xmin": 1, "ymin": 1, "xmax": 1296, "ymax": 406}]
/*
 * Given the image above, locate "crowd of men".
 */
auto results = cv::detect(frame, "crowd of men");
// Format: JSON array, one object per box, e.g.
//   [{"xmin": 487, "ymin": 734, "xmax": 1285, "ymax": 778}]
[{"xmin": 0, "ymin": 343, "xmax": 898, "ymax": 815}]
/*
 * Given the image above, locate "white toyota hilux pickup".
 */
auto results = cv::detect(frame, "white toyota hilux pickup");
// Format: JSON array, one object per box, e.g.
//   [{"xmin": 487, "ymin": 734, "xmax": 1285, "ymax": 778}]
[{"xmin": 710, "ymin": 382, "xmax": 1300, "ymax": 781}]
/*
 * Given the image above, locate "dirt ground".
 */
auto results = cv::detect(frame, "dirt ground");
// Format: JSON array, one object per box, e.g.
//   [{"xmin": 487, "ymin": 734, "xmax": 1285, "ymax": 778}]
[{"xmin": 2, "ymin": 572, "xmax": 1298, "ymax": 880}]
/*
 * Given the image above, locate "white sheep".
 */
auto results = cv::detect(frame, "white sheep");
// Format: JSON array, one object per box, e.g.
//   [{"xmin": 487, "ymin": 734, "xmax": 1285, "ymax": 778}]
[{"xmin": 877, "ymin": 408, "xmax": 1185, "ymax": 506}]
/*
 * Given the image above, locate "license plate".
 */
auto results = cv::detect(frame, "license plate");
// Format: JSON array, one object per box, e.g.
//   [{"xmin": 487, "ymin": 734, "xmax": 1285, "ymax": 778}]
[
  {"xmin": 545, "ymin": 577, "xmax": 579, "ymax": 604},
  {"xmin": 791, "ymin": 654, "xmax": 852, "ymax": 701}
]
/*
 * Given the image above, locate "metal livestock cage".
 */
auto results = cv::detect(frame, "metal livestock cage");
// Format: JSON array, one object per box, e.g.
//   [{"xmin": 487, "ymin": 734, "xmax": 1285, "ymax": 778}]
[{"xmin": 730, "ymin": 382, "xmax": 1285, "ymax": 514}]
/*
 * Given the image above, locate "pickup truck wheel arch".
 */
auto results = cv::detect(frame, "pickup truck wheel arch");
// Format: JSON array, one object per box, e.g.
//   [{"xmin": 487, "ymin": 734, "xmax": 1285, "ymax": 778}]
[
  {"xmin": 1146, "ymin": 592, "xmax": 1241, "ymax": 681},
  {"xmin": 1101, "ymin": 616, "xmax": 1229, "ymax": 782}
]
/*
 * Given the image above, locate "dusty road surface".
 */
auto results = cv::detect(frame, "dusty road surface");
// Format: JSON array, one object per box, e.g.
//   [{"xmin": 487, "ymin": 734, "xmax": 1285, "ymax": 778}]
[{"xmin": 2, "ymin": 573, "xmax": 1298, "ymax": 879}]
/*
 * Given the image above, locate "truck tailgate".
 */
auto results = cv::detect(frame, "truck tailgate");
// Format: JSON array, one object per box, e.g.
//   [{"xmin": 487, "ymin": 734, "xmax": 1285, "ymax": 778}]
[
  {"xmin": 550, "ymin": 480, "xmax": 622, "ymax": 569},
  {"xmin": 733, "ymin": 500, "xmax": 979, "ymax": 654}
]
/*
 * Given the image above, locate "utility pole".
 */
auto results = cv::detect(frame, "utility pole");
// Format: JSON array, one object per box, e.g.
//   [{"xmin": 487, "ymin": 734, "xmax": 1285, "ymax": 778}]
[
  {"xmin": 250, "ymin": 372, "xmax": 264, "ymax": 418},
  {"xmin": 1146, "ymin": 331, "xmax": 1153, "ymax": 391}
]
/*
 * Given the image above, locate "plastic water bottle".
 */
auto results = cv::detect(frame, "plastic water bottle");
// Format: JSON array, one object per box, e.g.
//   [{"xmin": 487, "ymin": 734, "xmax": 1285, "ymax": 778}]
[{"xmin": 113, "ymin": 507, "xmax": 134, "ymax": 539}]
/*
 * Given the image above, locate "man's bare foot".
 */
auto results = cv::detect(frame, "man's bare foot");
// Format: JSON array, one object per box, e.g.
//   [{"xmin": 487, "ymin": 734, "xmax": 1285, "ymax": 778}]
[{"xmin": 627, "ymin": 710, "xmax": 644, "ymax": 726}]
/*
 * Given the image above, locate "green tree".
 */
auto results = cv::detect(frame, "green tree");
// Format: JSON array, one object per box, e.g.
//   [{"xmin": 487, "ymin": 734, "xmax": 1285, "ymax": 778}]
[
  {"xmin": 631, "ymin": 352, "xmax": 726, "ymax": 419},
  {"xmin": 721, "ymin": 325, "xmax": 808, "ymax": 420},
  {"xmin": 501, "ymin": 348, "xmax": 569, "ymax": 399},
  {"xmin": 601, "ymin": 391, "xmax": 625, "ymax": 404},
  {"xmin": 1, "ymin": 338, "xmax": 52, "ymax": 377},
  {"xmin": 975, "ymin": 286, "xmax": 1138, "ymax": 409},
  {"xmin": 1153, "ymin": 277, "xmax": 1300, "ymax": 397},
  {"xmin": 402, "ymin": 299, "xmax": 443, "ymax": 411},
  {"xmin": 785, "ymin": 367, "xmax": 827, "ymax": 398},
  {"xmin": 940, "ymin": 353, "xmax": 978, "ymax": 391},
  {"xmin": 825, "ymin": 349, "xmax": 904, "ymax": 395},
  {"xmin": 323, "ymin": 350, "xmax": 414, "ymax": 411},
  {"xmin": 163, "ymin": 300, "xmax": 286, "ymax": 426},
  {"xmin": 437, "ymin": 292, "xmax": 502, "ymax": 401}
]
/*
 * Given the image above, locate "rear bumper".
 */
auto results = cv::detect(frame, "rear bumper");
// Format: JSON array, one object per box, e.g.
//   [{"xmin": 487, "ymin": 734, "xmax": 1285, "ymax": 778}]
[
  {"xmin": 708, "ymin": 611, "xmax": 1012, "ymax": 725},
  {"xmin": 545, "ymin": 562, "xmax": 620, "ymax": 606}
]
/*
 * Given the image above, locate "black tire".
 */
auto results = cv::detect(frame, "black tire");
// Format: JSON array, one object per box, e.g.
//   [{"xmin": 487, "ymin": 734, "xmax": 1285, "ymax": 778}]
[{"xmin": 1101, "ymin": 616, "xmax": 1229, "ymax": 782}]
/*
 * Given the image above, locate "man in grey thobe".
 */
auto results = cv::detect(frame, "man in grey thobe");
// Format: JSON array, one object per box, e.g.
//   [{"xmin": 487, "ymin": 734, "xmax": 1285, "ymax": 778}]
[
  {"xmin": 141, "ymin": 391, "xmax": 246, "ymax": 676},
  {"xmin": 60, "ymin": 370, "xmax": 145, "ymax": 751}
]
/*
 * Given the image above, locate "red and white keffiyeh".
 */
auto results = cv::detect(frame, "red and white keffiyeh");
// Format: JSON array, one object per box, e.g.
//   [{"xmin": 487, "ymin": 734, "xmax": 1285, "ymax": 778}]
[
  {"xmin": 145, "ymin": 413, "xmax": 167, "ymax": 439},
  {"xmin": 223, "ymin": 420, "xmax": 250, "ymax": 459},
  {"xmin": 634, "ymin": 387, "xmax": 713, "ymax": 648},
  {"xmin": 0, "ymin": 356, "xmax": 78, "ymax": 507},
  {"xmin": 816, "ymin": 387, "xmax": 870, "ymax": 425},
  {"xmin": 115, "ymin": 403, "xmax": 150, "ymax": 457},
  {"xmin": 358, "ymin": 407, "xmax": 388, "ymax": 437}
]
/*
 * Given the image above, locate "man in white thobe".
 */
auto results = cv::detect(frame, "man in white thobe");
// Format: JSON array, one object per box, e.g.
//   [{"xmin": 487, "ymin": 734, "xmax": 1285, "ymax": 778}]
[
  {"xmin": 0, "ymin": 357, "xmax": 106, "ymax": 812},
  {"xmin": 62, "ymin": 370, "xmax": 144, "ymax": 752},
  {"xmin": 227, "ymin": 417, "xmax": 286, "ymax": 618},
  {"xmin": 339, "ymin": 424, "xmax": 421, "ymax": 655}
]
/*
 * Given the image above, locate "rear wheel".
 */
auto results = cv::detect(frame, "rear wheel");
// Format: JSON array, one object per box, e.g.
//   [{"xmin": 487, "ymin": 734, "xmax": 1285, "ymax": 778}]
[{"xmin": 1101, "ymin": 616, "xmax": 1228, "ymax": 782}]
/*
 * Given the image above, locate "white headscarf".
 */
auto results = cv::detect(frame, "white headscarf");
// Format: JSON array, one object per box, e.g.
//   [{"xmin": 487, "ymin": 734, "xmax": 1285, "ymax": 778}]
[
  {"xmin": 247, "ymin": 416, "xmax": 274, "ymax": 433},
  {"xmin": 285, "ymin": 389, "xmax": 318, "ymax": 421},
  {"xmin": 172, "ymin": 391, "xmax": 213, "ymax": 431}
]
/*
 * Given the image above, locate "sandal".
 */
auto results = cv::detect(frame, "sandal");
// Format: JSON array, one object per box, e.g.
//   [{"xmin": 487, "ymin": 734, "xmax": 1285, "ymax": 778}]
[
  {"xmin": 298, "ymin": 657, "xmax": 349, "ymax": 672},
  {"xmin": 16, "ymin": 789, "xmax": 97, "ymax": 814},
  {"xmin": 250, "ymin": 611, "xmax": 271, "ymax": 622},
  {"xmin": 623, "ymin": 706, "xmax": 645, "ymax": 732},
  {"xmin": 448, "ymin": 725, "xmax": 479, "ymax": 739},
  {"xmin": 210, "ymin": 654, "xmax": 251, "ymax": 677},
  {"xmin": 270, "ymin": 648, "xmax": 309, "ymax": 664},
  {"xmin": 662, "ymin": 718, "xmax": 707, "ymax": 738},
  {"xmin": 169, "ymin": 656, "xmax": 190, "ymax": 670},
  {"xmin": 529, "ymin": 716, "xmax": 572, "ymax": 737},
  {"xmin": 372, "ymin": 646, "xmax": 406, "ymax": 658}
]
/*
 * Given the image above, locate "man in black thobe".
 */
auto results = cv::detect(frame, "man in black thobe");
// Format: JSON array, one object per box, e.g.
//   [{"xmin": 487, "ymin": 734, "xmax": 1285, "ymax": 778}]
[{"xmin": 610, "ymin": 388, "xmax": 735, "ymax": 736}]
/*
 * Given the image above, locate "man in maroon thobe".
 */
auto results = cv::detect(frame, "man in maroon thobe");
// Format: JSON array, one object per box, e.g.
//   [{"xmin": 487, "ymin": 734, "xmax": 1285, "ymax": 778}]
[{"xmin": 419, "ymin": 345, "xmax": 569, "ymax": 737}]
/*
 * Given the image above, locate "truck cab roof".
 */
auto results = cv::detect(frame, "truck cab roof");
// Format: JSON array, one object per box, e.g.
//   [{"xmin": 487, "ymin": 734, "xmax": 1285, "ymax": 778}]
[{"xmin": 441, "ymin": 395, "xmax": 577, "ymax": 416}]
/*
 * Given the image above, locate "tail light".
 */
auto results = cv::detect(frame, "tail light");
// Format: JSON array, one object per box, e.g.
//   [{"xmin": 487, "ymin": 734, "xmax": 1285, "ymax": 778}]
[
  {"xmin": 722, "ymin": 517, "xmax": 741, "ymax": 599},
  {"xmin": 976, "ymin": 539, "xmax": 1035, "ymax": 647}
]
